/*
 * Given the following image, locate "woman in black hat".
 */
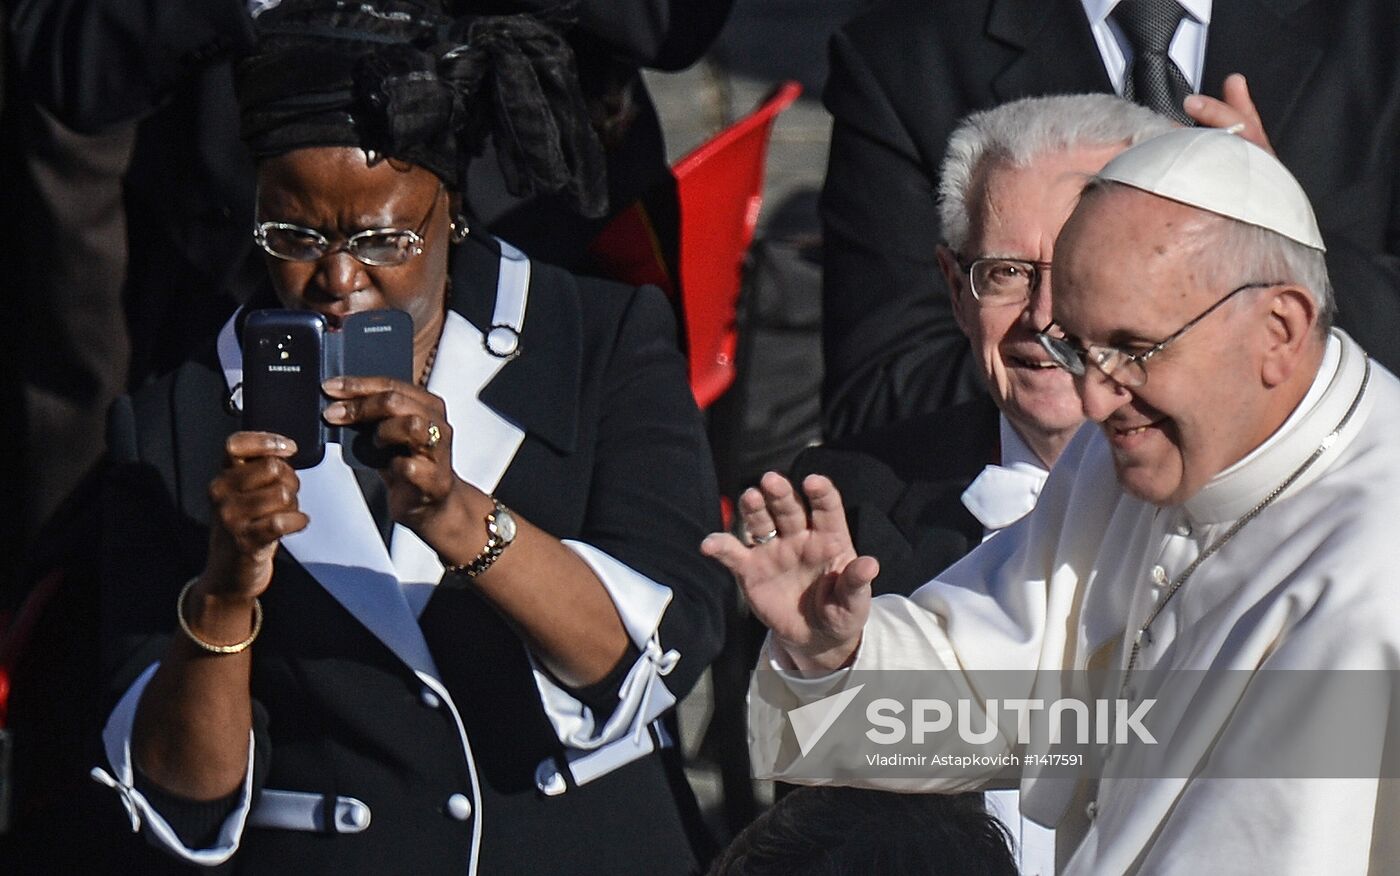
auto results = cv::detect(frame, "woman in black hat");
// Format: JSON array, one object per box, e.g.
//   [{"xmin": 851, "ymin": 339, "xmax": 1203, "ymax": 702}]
[{"xmin": 89, "ymin": 2, "xmax": 727, "ymax": 871}]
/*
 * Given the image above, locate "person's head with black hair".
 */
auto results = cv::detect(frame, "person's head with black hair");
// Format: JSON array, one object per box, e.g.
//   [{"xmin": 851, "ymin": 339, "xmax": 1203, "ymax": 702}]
[
  {"xmin": 235, "ymin": 0, "xmax": 606, "ymax": 364},
  {"xmin": 711, "ymin": 787, "xmax": 1019, "ymax": 876}
]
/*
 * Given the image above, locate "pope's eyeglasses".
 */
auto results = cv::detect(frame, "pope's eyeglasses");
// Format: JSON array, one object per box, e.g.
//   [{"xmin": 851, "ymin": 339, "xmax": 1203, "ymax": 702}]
[{"xmin": 1036, "ymin": 280, "xmax": 1282, "ymax": 388}]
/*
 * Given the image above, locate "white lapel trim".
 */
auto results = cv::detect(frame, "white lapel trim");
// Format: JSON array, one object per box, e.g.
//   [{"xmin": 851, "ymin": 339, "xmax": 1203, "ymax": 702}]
[
  {"xmin": 390, "ymin": 244, "xmax": 531, "ymax": 599},
  {"xmin": 217, "ymin": 316, "xmax": 244, "ymax": 412},
  {"xmin": 388, "ymin": 309, "xmax": 528, "ymax": 594},
  {"xmin": 283, "ymin": 447, "xmax": 444, "ymax": 677}
]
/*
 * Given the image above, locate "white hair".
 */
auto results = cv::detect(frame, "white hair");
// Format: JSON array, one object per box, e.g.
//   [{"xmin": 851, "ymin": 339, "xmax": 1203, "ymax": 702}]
[
  {"xmin": 1208, "ymin": 215, "xmax": 1335, "ymax": 333},
  {"xmin": 938, "ymin": 94, "xmax": 1177, "ymax": 253}
]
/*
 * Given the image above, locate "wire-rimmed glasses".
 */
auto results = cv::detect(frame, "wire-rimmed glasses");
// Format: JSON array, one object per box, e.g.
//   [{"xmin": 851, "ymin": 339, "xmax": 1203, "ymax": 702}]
[
  {"xmin": 1036, "ymin": 281, "xmax": 1282, "ymax": 388},
  {"xmin": 959, "ymin": 256, "xmax": 1053, "ymax": 307},
  {"xmin": 254, "ymin": 183, "xmax": 444, "ymax": 267}
]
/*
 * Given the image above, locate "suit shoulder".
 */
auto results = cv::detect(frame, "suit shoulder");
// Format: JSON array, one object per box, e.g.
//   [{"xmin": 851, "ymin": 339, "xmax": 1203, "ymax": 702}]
[
  {"xmin": 530, "ymin": 259, "xmax": 667, "ymax": 317},
  {"xmin": 123, "ymin": 341, "xmax": 231, "ymax": 474},
  {"xmin": 820, "ymin": 397, "xmax": 999, "ymax": 482},
  {"xmin": 558, "ymin": 269, "xmax": 679, "ymax": 339},
  {"xmin": 842, "ymin": 0, "xmax": 992, "ymax": 46},
  {"xmin": 828, "ymin": 0, "xmax": 1007, "ymax": 130}
]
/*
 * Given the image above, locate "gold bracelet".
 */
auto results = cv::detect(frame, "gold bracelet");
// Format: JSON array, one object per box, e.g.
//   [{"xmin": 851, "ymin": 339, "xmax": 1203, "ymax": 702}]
[{"xmin": 177, "ymin": 578, "xmax": 263, "ymax": 655}]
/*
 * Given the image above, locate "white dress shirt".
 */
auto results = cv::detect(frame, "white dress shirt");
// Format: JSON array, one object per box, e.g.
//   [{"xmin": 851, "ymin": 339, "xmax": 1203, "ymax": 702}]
[{"xmin": 1080, "ymin": 0, "xmax": 1214, "ymax": 95}]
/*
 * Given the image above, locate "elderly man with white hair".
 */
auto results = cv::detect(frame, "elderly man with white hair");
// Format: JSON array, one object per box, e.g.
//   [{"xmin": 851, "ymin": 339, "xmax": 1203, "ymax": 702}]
[
  {"xmin": 706, "ymin": 127, "xmax": 1400, "ymax": 873},
  {"xmin": 796, "ymin": 93, "xmax": 1177, "ymax": 592}
]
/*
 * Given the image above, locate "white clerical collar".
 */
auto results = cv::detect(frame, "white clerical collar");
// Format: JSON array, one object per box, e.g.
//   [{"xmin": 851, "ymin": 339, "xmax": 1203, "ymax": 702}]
[
  {"xmin": 1184, "ymin": 330, "xmax": 1372, "ymax": 525},
  {"xmin": 961, "ymin": 416, "xmax": 1051, "ymax": 534}
]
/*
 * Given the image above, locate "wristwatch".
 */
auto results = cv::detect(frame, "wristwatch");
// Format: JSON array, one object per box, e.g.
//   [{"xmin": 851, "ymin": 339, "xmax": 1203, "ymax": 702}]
[{"xmin": 445, "ymin": 499, "xmax": 517, "ymax": 578}]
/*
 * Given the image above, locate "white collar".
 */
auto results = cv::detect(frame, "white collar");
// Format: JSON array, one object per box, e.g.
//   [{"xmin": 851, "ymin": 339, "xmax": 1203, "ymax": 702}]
[
  {"xmin": 1000, "ymin": 416, "xmax": 1052, "ymax": 476},
  {"xmin": 961, "ymin": 415, "xmax": 1053, "ymax": 533},
  {"xmin": 1184, "ymin": 330, "xmax": 1371, "ymax": 525}
]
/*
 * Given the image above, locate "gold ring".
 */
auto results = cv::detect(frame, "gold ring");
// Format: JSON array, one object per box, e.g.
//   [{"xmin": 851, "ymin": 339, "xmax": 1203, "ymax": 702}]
[{"xmin": 425, "ymin": 422, "xmax": 442, "ymax": 449}]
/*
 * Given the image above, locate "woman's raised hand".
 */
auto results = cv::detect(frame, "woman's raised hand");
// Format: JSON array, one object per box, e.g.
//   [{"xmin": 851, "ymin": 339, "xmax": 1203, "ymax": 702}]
[
  {"xmin": 321, "ymin": 375, "xmax": 461, "ymax": 529},
  {"xmin": 203, "ymin": 431, "xmax": 309, "ymax": 602},
  {"xmin": 701, "ymin": 473, "xmax": 878, "ymax": 673}
]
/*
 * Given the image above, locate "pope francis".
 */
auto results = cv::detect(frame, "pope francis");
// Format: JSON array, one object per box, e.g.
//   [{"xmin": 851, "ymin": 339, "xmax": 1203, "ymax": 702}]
[{"xmin": 703, "ymin": 127, "xmax": 1400, "ymax": 874}]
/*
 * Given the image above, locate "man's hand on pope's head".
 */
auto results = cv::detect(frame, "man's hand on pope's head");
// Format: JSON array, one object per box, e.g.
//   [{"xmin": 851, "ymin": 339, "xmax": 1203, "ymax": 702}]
[
  {"xmin": 701, "ymin": 472, "xmax": 877, "ymax": 674},
  {"xmin": 1184, "ymin": 73, "xmax": 1276, "ymax": 156}
]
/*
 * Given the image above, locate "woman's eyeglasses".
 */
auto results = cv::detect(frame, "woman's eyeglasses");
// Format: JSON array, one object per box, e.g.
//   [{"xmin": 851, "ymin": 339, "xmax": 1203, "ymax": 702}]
[{"xmin": 254, "ymin": 184, "xmax": 443, "ymax": 267}]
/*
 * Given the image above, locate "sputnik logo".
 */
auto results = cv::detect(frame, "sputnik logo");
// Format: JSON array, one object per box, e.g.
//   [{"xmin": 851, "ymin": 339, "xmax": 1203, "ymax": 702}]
[{"xmin": 788, "ymin": 684, "xmax": 865, "ymax": 757}]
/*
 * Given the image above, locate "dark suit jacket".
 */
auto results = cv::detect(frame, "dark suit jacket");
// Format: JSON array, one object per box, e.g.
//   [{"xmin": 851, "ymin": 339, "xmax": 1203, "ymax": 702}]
[
  {"xmin": 793, "ymin": 396, "xmax": 1001, "ymax": 597},
  {"xmin": 819, "ymin": 0, "xmax": 1400, "ymax": 438},
  {"xmin": 94, "ymin": 236, "xmax": 729, "ymax": 874}
]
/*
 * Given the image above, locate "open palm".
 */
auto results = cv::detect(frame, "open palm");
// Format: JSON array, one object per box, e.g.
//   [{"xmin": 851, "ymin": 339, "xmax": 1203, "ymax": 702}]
[{"xmin": 701, "ymin": 472, "xmax": 878, "ymax": 673}]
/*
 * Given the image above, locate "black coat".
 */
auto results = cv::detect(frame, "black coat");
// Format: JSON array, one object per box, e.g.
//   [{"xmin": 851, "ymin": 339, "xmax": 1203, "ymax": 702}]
[
  {"xmin": 95, "ymin": 236, "xmax": 729, "ymax": 874},
  {"xmin": 792, "ymin": 396, "xmax": 1000, "ymax": 598},
  {"xmin": 819, "ymin": 0, "xmax": 1400, "ymax": 438}
]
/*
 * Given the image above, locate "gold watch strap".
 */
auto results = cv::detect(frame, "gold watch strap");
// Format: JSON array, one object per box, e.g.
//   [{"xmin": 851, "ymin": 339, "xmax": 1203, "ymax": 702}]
[{"xmin": 443, "ymin": 498, "xmax": 513, "ymax": 578}]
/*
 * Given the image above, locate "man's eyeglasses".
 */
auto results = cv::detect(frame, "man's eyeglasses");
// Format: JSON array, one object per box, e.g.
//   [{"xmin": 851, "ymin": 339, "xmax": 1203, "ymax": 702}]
[
  {"xmin": 254, "ymin": 184, "xmax": 444, "ymax": 267},
  {"xmin": 958, "ymin": 256, "xmax": 1053, "ymax": 307},
  {"xmin": 1036, "ymin": 280, "xmax": 1282, "ymax": 388}
]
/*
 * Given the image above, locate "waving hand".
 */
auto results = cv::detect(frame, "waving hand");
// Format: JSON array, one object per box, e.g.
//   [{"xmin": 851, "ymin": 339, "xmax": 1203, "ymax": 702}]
[{"xmin": 701, "ymin": 473, "xmax": 878, "ymax": 673}]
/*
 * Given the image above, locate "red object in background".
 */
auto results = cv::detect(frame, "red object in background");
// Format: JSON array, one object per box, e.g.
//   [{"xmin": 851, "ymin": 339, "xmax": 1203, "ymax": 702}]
[
  {"xmin": 0, "ymin": 569, "xmax": 64, "ymax": 730},
  {"xmin": 591, "ymin": 81, "xmax": 803, "ymax": 410},
  {"xmin": 588, "ymin": 197, "xmax": 678, "ymax": 300},
  {"xmin": 676, "ymin": 81, "xmax": 802, "ymax": 410}
]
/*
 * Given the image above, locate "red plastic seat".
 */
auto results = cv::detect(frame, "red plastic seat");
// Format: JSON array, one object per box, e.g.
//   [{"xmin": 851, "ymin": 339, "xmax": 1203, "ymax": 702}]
[
  {"xmin": 673, "ymin": 81, "xmax": 801, "ymax": 409},
  {"xmin": 591, "ymin": 81, "xmax": 802, "ymax": 409}
]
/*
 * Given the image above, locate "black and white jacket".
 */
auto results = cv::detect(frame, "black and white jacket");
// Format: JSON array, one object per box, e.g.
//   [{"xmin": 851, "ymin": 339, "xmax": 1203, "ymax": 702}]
[{"xmin": 91, "ymin": 236, "xmax": 729, "ymax": 874}]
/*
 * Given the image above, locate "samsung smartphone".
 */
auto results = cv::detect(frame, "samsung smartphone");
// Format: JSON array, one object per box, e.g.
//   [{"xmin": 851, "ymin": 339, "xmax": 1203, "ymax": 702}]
[
  {"xmin": 242, "ymin": 310, "xmax": 328, "ymax": 469},
  {"xmin": 338, "ymin": 309, "xmax": 414, "ymax": 469}
]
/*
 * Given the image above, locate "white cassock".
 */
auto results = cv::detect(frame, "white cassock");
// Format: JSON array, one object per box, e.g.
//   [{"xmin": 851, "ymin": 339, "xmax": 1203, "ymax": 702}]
[
  {"xmin": 750, "ymin": 329, "xmax": 1400, "ymax": 875},
  {"xmin": 962, "ymin": 420, "xmax": 1057, "ymax": 876}
]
